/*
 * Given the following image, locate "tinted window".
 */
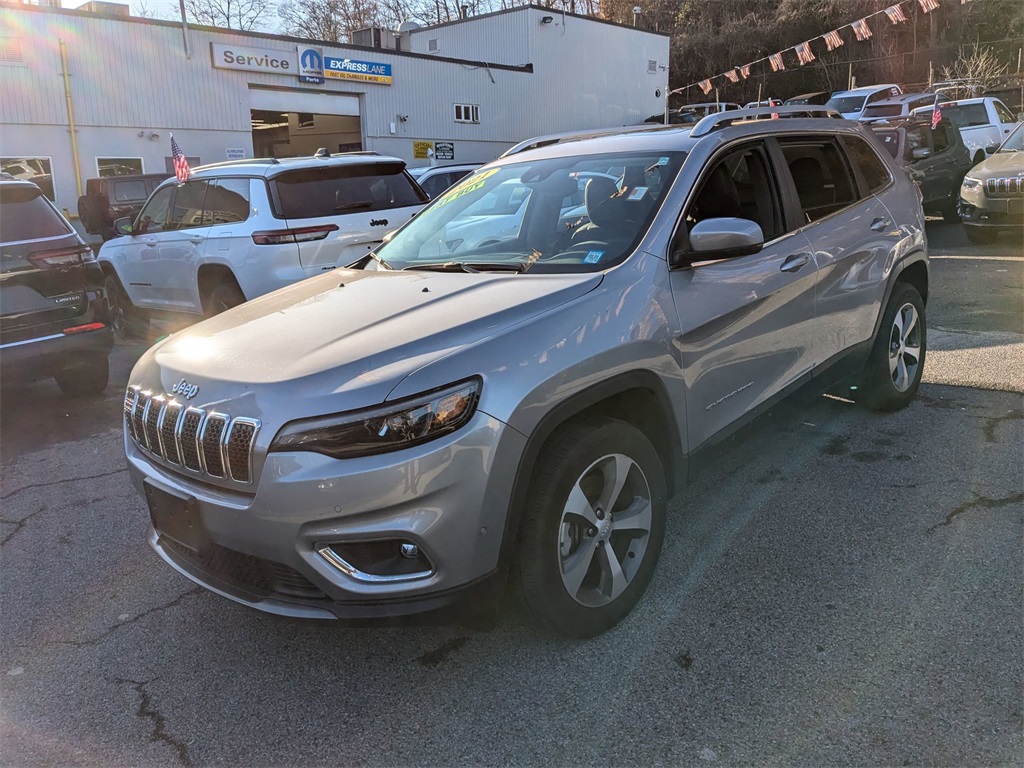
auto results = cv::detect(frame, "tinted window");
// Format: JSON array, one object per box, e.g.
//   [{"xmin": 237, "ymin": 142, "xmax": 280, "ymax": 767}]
[
  {"xmin": 873, "ymin": 129, "xmax": 901, "ymax": 159},
  {"xmin": 843, "ymin": 136, "xmax": 892, "ymax": 193},
  {"xmin": 931, "ymin": 125, "xmax": 950, "ymax": 153},
  {"xmin": 924, "ymin": 104, "xmax": 989, "ymax": 128},
  {"xmin": 905, "ymin": 126, "xmax": 929, "ymax": 158},
  {"xmin": 826, "ymin": 96, "xmax": 867, "ymax": 114},
  {"xmin": 863, "ymin": 104, "xmax": 902, "ymax": 118},
  {"xmin": 0, "ymin": 185, "xmax": 72, "ymax": 243},
  {"xmin": 112, "ymin": 180, "xmax": 150, "ymax": 202},
  {"xmin": 98, "ymin": 158, "xmax": 143, "ymax": 178},
  {"xmin": 272, "ymin": 163, "xmax": 428, "ymax": 219},
  {"xmin": 688, "ymin": 143, "xmax": 783, "ymax": 241},
  {"xmin": 780, "ymin": 138, "xmax": 859, "ymax": 222},
  {"xmin": 205, "ymin": 178, "xmax": 250, "ymax": 225},
  {"xmin": 135, "ymin": 186, "xmax": 175, "ymax": 233},
  {"xmin": 168, "ymin": 180, "xmax": 208, "ymax": 229}
]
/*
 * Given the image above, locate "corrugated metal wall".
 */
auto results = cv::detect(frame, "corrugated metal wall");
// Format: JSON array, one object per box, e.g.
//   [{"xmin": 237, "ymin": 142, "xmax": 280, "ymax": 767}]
[{"xmin": 407, "ymin": 11, "xmax": 531, "ymax": 65}]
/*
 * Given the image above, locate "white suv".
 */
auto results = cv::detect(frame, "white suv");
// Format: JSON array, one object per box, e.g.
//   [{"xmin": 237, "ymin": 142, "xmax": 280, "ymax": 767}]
[{"xmin": 98, "ymin": 152, "xmax": 427, "ymax": 336}]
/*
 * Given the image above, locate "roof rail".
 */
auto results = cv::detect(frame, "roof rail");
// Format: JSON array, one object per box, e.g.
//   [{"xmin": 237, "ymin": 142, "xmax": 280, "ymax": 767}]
[
  {"xmin": 689, "ymin": 105, "xmax": 843, "ymax": 138},
  {"xmin": 191, "ymin": 157, "xmax": 280, "ymax": 172},
  {"xmin": 329, "ymin": 150, "xmax": 382, "ymax": 157},
  {"xmin": 501, "ymin": 123, "xmax": 663, "ymax": 157}
]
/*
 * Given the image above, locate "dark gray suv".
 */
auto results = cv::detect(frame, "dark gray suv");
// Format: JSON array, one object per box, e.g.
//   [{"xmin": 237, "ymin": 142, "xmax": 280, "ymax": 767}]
[{"xmin": 122, "ymin": 107, "xmax": 928, "ymax": 637}]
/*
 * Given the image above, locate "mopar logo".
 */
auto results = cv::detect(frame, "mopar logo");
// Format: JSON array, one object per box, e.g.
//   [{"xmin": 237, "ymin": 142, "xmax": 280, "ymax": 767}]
[
  {"xmin": 298, "ymin": 46, "xmax": 324, "ymax": 84},
  {"xmin": 170, "ymin": 378, "xmax": 200, "ymax": 400}
]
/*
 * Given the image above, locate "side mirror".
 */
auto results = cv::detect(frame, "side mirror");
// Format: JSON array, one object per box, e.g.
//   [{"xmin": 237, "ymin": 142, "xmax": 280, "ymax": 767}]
[
  {"xmin": 985, "ymin": 144, "xmax": 999, "ymax": 155},
  {"xmin": 113, "ymin": 217, "xmax": 134, "ymax": 236},
  {"xmin": 911, "ymin": 147, "xmax": 933, "ymax": 161},
  {"xmin": 673, "ymin": 218, "xmax": 764, "ymax": 268}
]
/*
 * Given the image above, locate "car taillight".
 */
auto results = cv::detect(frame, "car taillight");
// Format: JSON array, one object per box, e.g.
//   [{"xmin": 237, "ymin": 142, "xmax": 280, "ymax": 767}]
[
  {"xmin": 251, "ymin": 224, "xmax": 339, "ymax": 245},
  {"xmin": 28, "ymin": 245, "xmax": 92, "ymax": 268}
]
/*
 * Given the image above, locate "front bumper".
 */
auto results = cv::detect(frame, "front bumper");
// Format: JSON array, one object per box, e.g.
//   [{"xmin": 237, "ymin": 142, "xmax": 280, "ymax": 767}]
[
  {"xmin": 959, "ymin": 186, "xmax": 1024, "ymax": 229},
  {"xmin": 127, "ymin": 410, "xmax": 527, "ymax": 620}
]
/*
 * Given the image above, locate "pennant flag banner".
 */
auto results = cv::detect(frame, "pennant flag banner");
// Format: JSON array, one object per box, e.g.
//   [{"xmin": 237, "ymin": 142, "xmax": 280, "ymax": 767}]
[
  {"xmin": 919, "ymin": 0, "xmax": 939, "ymax": 11},
  {"xmin": 769, "ymin": 52, "xmax": 785, "ymax": 72},
  {"xmin": 852, "ymin": 18, "xmax": 873, "ymax": 40},
  {"xmin": 698, "ymin": 79, "xmax": 713, "ymax": 94},
  {"xmin": 823, "ymin": 30, "xmax": 844, "ymax": 51},
  {"xmin": 796, "ymin": 42, "xmax": 816, "ymax": 65},
  {"xmin": 885, "ymin": 5, "xmax": 908, "ymax": 23},
  {"xmin": 725, "ymin": 69, "xmax": 740, "ymax": 83},
  {"xmin": 739, "ymin": 64, "xmax": 751, "ymax": 79}
]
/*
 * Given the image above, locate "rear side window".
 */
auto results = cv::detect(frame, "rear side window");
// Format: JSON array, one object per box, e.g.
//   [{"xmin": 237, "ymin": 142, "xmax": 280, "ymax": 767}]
[
  {"xmin": 780, "ymin": 138, "xmax": 860, "ymax": 223},
  {"xmin": 842, "ymin": 135, "xmax": 892, "ymax": 193},
  {"xmin": 205, "ymin": 178, "xmax": 250, "ymax": 225},
  {"xmin": 272, "ymin": 163, "xmax": 428, "ymax": 219},
  {"xmin": 873, "ymin": 129, "xmax": 900, "ymax": 159},
  {"xmin": 0, "ymin": 185, "xmax": 72, "ymax": 243}
]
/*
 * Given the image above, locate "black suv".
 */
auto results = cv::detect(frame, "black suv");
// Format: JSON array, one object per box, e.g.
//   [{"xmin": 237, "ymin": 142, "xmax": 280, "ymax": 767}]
[
  {"xmin": 1, "ymin": 175, "xmax": 113, "ymax": 396},
  {"xmin": 77, "ymin": 174, "xmax": 167, "ymax": 240},
  {"xmin": 869, "ymin": 116, "xmax": 974, "ymax": 221}
]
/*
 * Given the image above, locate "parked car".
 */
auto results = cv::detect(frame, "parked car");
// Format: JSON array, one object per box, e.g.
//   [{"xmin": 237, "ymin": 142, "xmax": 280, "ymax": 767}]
[
  {"xmin": 860, "ymin": 93, "xmax": 937, "ymax": 121},
  {"xmin": 870, "ymin": 116, "xmax": 974, "ymax": 221},
  {"xmin": 826, "ymin": 84, "xmax": 903, "ymax": 120},
  {"xmin": 744, "ymin": 98, "xmax": 783, "ymax": 108},
  {"xmin": 0, "ymin": 173, "xmax": 112, "ymax": 397},
  {"xmin": 407, "ymin": 163, "xmax": 481, "ymax": 199},
  {"xmin": 644, "ymin": 108, "xmax": 701, "ymax": 125},
  {"xmin": 785, "ymin": 91, "xmax": 831, "ymax": 106},
  {"xmin": 98, "ymin": 152, "xmax": 428, "ymax": 337},
  {"xmin": 122, "ymin": 107, "xmax": 927, "ymax": 637},
  {"xmin": 983, "ymin": 84, "xmax": 1023, "ymax": 117},
  {"xmin": 911, "ymin": 97, "xmax": 1018, "ymax": 164},
  {"xmin": 958, "ymin": 121, "xmax": 1024, "ymax": 244},
  {"xmin": 77, "ymin": 174, "xmax": 167, "ymax": 240}
]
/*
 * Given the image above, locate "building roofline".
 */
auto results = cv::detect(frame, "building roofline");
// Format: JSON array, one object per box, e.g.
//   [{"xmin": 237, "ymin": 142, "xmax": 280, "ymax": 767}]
[
  {"xmin": 0, "ymin": 1, "xmax": 534, "ymax": 73},
  {"xmin": 406, "ymin": 3, "xmax": 670, "ymax": 38}
]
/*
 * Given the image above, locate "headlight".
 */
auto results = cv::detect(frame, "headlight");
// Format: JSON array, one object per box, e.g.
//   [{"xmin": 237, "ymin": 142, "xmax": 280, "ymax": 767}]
[
  {"xmin": 270, "ymin": 379, "xmax": 481, "ymax": 459},
  {"xmin": 961, "ymin": 177, "xmax": 981, "ymax": 190}
]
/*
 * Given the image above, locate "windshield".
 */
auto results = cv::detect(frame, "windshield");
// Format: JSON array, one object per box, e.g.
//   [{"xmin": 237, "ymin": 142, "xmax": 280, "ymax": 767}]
[
  {"xmin": 372, "ymin": 151, "xmax": 685, "ymax": 273},
  {"xmin": 826, "ymin": 95, "xmax": 867, "ymax": 113},
  {"xmin": 998, "ymin": 122, "xmax": 1024, "ymax": 151}
]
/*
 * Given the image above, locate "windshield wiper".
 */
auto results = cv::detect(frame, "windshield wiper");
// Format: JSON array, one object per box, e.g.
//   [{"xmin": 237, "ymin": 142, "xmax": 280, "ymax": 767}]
[
  {"xmin": 403, "ymin": 261, "xmax": 526, "ymax": 273},
  {"xmin": 334, "ymin": 201, "xmax": 373, "ymax": 211}
]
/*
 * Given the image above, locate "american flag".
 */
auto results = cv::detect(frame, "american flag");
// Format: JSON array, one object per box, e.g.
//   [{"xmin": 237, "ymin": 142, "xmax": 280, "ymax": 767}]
[
  {"xmin": 769, "ymin": 52, "xmax": 785, "ymax": 72},
  {"xmin": 884, "ymin": 4, "xmax": 908, "ymax": 24},
  {"xmin": 725, "ymin": 69, "xmax": 740, "ymax": 83},
  {"xmin": 739, "ymin": 64, "xmax": 751, "ymax": 79},
  {"xmin": 170, "ymin": 134, "xmax": 191, "ymax": 183},
  {"xmin": 852, "ymin": 18, "xmax": 873, "ymax": 40},
  {"xmin": 919, "ymin": 0, "xmax": 939, "ymax": 12},
  {"xmin": 698, "ymin": 79, "xmax": 712, "ymax": 95},
  {"xmin": 796, "ymin": 42, "xmax": 816, "ymax": 65},
  {"xmin": 824, "ymin": 30, "xmax": 844, "ymax": 51},
  {"xmin": 931, "ymin": 103, "xmax": 943, "ymax": 129}
]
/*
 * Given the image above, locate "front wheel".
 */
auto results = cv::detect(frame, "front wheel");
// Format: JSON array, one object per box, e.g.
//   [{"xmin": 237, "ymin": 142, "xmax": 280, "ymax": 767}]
[
  {"xmin": 104, "ymin": 273, "xmax": 149, "ymax": 339},
  {"xmin": 516, "ymin": 417, "xmax": 667, "ymax": 638},
  {"xmin": 861, "ymin": 283, "xmax": 926, "ymax": 412},
  {"xmin": 54, "ymin": 354, "xmax": 109, "ymax": 398}
]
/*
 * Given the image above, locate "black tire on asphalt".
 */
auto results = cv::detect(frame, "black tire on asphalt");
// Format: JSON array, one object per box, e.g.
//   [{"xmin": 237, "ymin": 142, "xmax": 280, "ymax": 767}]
[
  {"xmin": 861, "ymin": 282, "xmax": 926, "ymax": 412},
  {"xmin": 104, "ymin": 273, "xmax": 150, "ymax": 339},
  {"xmin": 54, "ymin": 354, "xmax": 110, "ymax": 398},
  {"xmin": 940, "ymin": 198, "xmax": 961, "ymax": 224},
  {"xmin": 202, "ymin": 276, "xmax": 246, "ymax": 317},
  {"xmin": 516, "ymin": 417, "xmax": 667, "ymax": 638},
  {"xmin": 964, "ymin": 225, "xmax": 999, "ymax": 246}
]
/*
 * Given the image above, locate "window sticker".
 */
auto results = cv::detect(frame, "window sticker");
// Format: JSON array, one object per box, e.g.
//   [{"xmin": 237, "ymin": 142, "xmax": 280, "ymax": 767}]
[
  {"xmin": 628, "ymin": 186, "xmax": 648, "ymax": 201},
  {"xmin": 583, "ymin": 250, "xmax": 604, "ymax": 264},
  {"xmin": 657, "ymin": 156, "xmax": 670, "ymax": 166},
  {"xmin": 435, "ymin": 168, "xmax": 501, "ymax": 206}
]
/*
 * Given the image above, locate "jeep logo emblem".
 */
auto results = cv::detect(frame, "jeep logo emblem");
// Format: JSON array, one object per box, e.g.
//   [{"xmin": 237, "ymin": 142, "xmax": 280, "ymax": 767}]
[
  {"xmin": 170, "ymin": 378, "xmax": 200, "ymax": 400},
  {"xmin": 370, "ymin": 218, "xmax": 389, "ymax": 227}
]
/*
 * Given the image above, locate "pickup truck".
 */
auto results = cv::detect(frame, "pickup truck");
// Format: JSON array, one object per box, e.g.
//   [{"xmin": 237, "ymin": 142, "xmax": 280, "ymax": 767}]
[{"xmin": 911, "ymin": 97, "xmax": 1018, "ymax": 164}]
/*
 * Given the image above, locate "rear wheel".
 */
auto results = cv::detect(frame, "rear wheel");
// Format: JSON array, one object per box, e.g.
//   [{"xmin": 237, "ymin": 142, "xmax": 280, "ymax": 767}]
[
  {"xmin": 54, "ymin": 354, "xmax": 109, "ymax": 398},
  {"xmin": 964, "ymin": 225, "xmax": 999, "ymax": 245},
  {"xmin": 516, "ymin": 417, "xmax": 666, "ymax": 638},
  {"xmin": 201, "ymin": 275, "xmax": 246, "ymax": 317},
  {"xmin": 104, "ymin": 273, "xmax": 149, "ymax": 339},
  {"xmin": 861, "ymin": 283, "xmax": 926, "ymax": 412}
]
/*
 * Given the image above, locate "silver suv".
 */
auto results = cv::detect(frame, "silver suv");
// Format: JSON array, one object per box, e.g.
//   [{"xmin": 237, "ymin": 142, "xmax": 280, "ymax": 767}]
[{"xmin": 123, "ymin": 107, "xmax": 928, "ymax": 637}]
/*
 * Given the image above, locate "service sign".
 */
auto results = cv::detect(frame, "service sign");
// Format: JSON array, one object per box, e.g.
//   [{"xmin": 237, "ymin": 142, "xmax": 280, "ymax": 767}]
[
  {"xmin": 324, "ymin": 56, "xmax": 393, "ymax": 85},
  {"xmin": 298, "ymin": 46, "xmax": 324, "ymax": 84},
  {"xmin": 211, "ymin": 43, "xmax": 296, "ymax": 75}
]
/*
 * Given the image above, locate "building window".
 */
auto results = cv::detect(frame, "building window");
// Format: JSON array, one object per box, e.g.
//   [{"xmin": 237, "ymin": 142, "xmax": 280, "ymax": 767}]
[
  {"xmin": 648, "ymin": 60, "xmax": 657, "ymax": 74},
  {"xmin": 454, "ymin": 103, "xmax": 480, "ymax": 124},
  {"xmin": 97, "ymin": 157, "xmax": 144, "ymax": 177},
  {"xmin": 428, "ymin": 38, "xmax": 438, "ymax": 53},
  {"xmin": 297, "ymin": 113, "xmax": 315, "ymax": 129},
  {"xmin": 0, "ymin": 37, "xmax": 24, "ymax": 66},
  {"xmin": 1, "ymin": 157, "xmax": 54, "ymax": 200}
]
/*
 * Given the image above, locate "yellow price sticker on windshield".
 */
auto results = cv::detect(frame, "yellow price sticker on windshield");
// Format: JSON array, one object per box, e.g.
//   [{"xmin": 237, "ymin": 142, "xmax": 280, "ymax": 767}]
[{"xmin": 435, "ymin": 168, "xmax": 501, "ymax": 206}]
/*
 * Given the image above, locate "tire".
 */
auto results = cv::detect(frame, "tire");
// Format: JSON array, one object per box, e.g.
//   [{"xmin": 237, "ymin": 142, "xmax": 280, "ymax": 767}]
[
  {"xmin": 939, "ymin": 197, "xmax": 961, "ymax": 224},
  {"xmin": 104, "ymin": 273, "xmax": 150, "ymax": 340},
  {"xmin": 54, "ymin": 354, "xmax": 109, "ymax": 398},
  {"xmin": 202, "ymin": 275, "xmax": 246, "ymax": 317},
  {"xmin": 516, "ymin": 417, "xmax": 667, "ymax": 638},
  {"xmin": 861, "ymin": 283, "xmax": 926, "ymax": 412},
  {"xmin": 964, "ymin": 225, "xmax": 999, "ymax": 245},
  {"xmin": 973, "ymin": 150, "xmax": 985, "ymax": 166}
]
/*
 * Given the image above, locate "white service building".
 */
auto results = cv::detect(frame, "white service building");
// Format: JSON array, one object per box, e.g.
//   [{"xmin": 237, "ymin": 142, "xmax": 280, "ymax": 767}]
[{"xmin": 0, "ymin": 2, "xmax": 669, "ymax": 215}]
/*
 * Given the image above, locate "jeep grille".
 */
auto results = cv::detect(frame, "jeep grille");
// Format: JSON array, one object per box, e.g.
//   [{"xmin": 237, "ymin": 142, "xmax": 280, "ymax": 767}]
[
  {"xmin": 985, "ymin": 177, "xmax": 1023, "ymax": 197},
  {"xmin": 124, "ymin": 386, "xmax": 260, "ymax": 484}
]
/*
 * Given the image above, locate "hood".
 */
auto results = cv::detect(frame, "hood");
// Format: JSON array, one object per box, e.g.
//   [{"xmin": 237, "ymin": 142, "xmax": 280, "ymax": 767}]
[
  {"xmin": 971, "ymin": 150, "xmax": 1024, "ymax": 179},
  {"xmin": 137, "ymin": 268, "xmax": 602, "ymax": 417}
]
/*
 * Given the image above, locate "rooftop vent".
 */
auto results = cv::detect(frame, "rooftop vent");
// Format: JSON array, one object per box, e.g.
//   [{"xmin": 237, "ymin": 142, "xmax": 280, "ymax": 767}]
[{"xmin": 351, "ymin": 27, "xmax": 400, "ymax": 50}]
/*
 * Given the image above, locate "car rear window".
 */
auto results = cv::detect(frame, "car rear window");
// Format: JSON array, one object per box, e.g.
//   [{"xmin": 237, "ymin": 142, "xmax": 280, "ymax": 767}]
[
  {"xmin": 0, "ymin": 185, "xmax": 73, "ymax": 244},
  {"xmin": 271, "ymin": 163, "xmax": 428, "ymax": 219},
  {"xmin": 863, "ymin": 105, "xmax": 902, "ymax": 118},
  {"xmin": 112, "ymin": 180, "xmax": 149, "ymax": 202},
  {"xmin": 922, "ymin": 103, "xmax": 989, "ymax": 128}
]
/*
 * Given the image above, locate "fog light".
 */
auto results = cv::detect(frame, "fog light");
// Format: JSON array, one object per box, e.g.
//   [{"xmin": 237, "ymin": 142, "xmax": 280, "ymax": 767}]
[{"xmin": 317, "ymin": 539, "xmax": 434, "ymax": 583}]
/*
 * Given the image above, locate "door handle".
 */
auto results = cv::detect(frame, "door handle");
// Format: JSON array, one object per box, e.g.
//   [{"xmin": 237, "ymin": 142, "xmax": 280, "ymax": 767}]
[
  {"xmin": 870, "ymin": 217, "xmax": 891, "ymax": 232},
  {"xmin": 780, "ymin": 253, "xmax": 811, "ymax": 273},
  {"xmin": 188, "ymin": 236, "xmax": 205, "ymax": 244}
]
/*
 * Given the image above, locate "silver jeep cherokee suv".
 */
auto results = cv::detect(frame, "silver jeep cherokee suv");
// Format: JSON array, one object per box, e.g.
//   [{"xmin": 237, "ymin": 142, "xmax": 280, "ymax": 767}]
[{"xmin": 123, "ymin": 107, "xmax": 928, "ymax": 637}]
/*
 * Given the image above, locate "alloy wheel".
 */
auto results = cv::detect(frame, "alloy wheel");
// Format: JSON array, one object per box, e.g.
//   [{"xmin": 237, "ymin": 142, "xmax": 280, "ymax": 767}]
[{"xmin": 888, "ymin": 302, "xmax": 922, "ymax": 393}]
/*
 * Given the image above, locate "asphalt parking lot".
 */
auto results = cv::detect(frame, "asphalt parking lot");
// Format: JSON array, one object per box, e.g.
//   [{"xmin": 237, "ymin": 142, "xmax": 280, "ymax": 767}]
[{"xmin": 1, "ymin": 220, "xmax": 1021, "ymax": 766}]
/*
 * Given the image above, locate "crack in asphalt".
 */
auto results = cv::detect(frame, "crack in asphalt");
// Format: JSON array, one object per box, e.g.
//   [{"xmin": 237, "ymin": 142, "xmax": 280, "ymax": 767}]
[
  {"xmin": 0, "ymin": 468, "xmax": 128, "ymax": 501},
  {"xmin": 982, "ymin": 409, "xmax": 1023, "ymax": 443},
  {"xmin": 0, "ymin": 504, "xmax": 46, "ymax": 547},
  {"xmin": 53, "ymin": 587, "xmax": 204, "ymax": 649},
  {"xmin": 115, "ymin": 677, "xmax": 194, "ymax": 767},
  {"xmin": 928, "ymin": 491, "xmax": 1024, "ymax": 533}
]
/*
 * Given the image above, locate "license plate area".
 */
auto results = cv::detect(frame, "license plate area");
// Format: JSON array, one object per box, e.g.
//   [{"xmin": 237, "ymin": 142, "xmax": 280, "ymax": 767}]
[{"xmin": 145, "ymin": 482, "xmax": 208, "ymax": 553}]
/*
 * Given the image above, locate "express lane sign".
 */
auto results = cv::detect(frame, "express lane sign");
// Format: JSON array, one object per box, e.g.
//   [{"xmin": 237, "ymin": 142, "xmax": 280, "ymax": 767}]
[{"xmin": 324, "ymin": 57, "xmax": 393, "ymax": 85}]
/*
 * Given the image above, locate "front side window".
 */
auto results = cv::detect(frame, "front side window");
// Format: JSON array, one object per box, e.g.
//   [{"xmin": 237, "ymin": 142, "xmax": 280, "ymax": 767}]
[
  {"xmin": 780, "ymin": 138, "xmax": 860, "ymax": 223},
  {"xmin": 931, "ymin": 124, "xmax": 950, "ymax": 153},
  {"xmin": 842, "ymin": 135, "xmax": 892, "ymax": 193},
  {"xmin": 685, "ymin": 143, "xmax": 783, "ymax": 241},
  {"xmin": 420, "ymin": 172, "xmax": 453, "ymax": 199},
  {"xmin": 168, "ymin": 180, "xmax": 209, "ymax": 229},
  {"xmin": 97, "ymin": 158, "xmax": 143, "ymax": 177},
  {"xmin": 373, "ymin": 151, "xmax": 684, "ymax": 273},
  {"xmin": 135, "ymin": 185, "xmax": 175, "ymax": 233},
  {"xmin": 272, "ymin": 162, "xmax": 427, "ymax": 219},
  {"xmin": 995, "ymin": 101, "xmax": 1015, "ymax": 123}
]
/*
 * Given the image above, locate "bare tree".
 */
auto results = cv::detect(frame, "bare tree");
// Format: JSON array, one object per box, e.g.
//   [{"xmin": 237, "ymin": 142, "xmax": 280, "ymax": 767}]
[
  {"xmin": 939, "ymin": 44, "xmax": 1011, "ymax": 92},
  {"xmin": 184, "ymin": 0, "xmax": 273, "ymax": 30}
]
